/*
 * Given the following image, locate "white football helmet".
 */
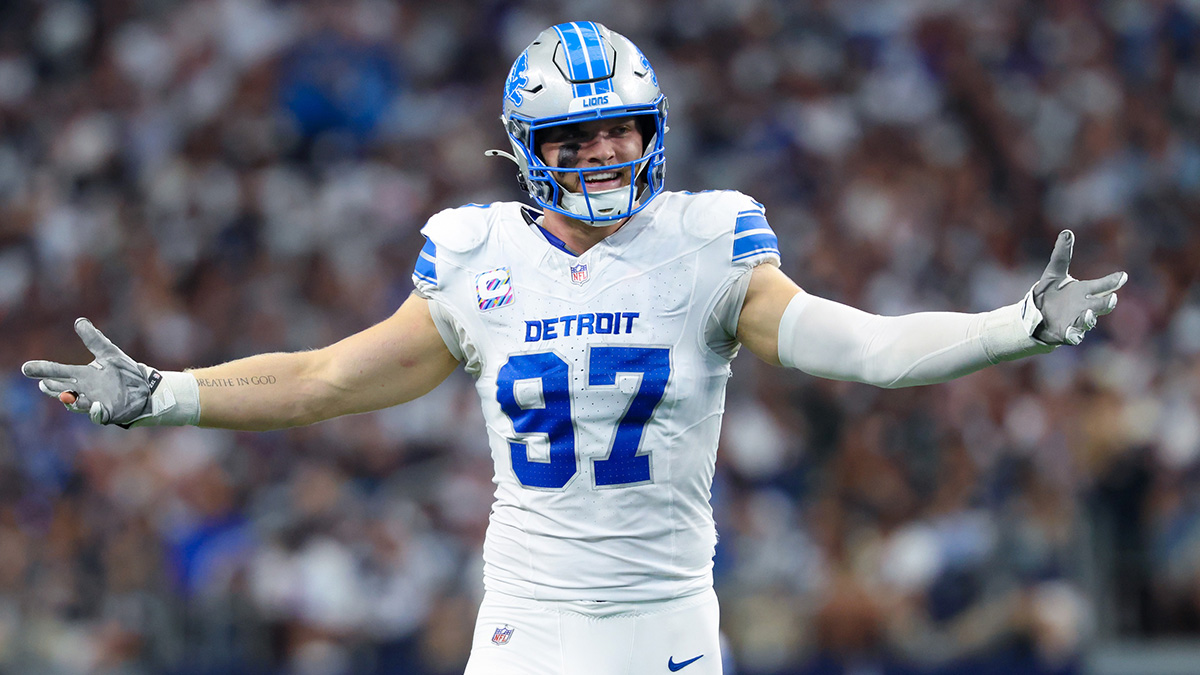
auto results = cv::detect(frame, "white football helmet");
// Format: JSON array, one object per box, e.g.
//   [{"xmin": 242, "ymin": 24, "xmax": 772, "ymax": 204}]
[{"xmin": 494, "ymin": 22, "xmax": 668, "ymax": 224}]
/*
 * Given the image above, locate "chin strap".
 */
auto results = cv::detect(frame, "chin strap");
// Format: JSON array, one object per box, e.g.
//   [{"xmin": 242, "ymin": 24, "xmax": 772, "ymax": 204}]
[{"xmin": 560, "ymin": 185, "xmax": 637, "ymax": 223}]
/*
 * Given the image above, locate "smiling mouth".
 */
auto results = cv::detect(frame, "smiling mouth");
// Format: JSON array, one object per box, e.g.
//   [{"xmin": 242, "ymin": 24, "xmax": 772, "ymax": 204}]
[{"xmin": 581, "ymin": 170, "xmax": 625, "ymax": 191}]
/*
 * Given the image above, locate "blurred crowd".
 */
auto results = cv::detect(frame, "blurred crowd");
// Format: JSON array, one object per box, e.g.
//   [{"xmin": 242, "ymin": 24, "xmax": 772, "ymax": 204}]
[{"xmin": 0, "ymin": 0, "xmax": 1198, "ymax": 673}]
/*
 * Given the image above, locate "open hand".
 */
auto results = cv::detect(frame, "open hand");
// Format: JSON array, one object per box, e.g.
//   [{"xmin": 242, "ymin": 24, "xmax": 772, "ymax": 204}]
[
  {"xmin": 21, "ymin": 318, "xmax": 160, "ymax": 426},
  {"xmin": 1031, "ymin": 230, "xmax": 1127, "ymax": 346}
]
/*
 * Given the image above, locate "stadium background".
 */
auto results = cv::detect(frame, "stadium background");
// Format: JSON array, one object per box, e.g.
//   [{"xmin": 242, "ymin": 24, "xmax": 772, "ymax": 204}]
[{"xmin": 0, "ymin": 0, "xmax": 1198, "ymax": 673}]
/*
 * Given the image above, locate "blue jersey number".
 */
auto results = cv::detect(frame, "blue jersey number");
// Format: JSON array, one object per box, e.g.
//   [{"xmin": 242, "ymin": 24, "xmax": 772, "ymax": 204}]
[{"xmin": 496, "ymin": 347, "xmax": 671, "ymax": 489}]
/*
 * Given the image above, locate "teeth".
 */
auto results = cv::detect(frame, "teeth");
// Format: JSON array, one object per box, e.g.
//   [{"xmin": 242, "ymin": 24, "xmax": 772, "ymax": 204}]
[{"xmin": 585, "ymin": 172, "xmax": 619, "ymax": 183}]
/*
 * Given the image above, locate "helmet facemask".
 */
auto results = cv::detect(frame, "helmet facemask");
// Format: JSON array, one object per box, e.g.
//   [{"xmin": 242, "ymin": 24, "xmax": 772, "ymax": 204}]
[{"xmin": 508, "ymin": 106, "xmax": 666, "ymax": 225}]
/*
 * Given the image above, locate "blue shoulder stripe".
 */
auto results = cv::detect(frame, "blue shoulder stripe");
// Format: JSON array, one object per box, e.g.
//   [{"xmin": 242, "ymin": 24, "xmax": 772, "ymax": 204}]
[
  {"xmin": 734, "ymin": 210, "xmax": 769, "ymax": 233},
  {"xmin": 733, "ymin": 211, "xmax": 779, "ymax": 261},
  {"xmin": 733, "ymin": 233, "xmax": 780, "ymax": 261},
  {"xmin": 413, "ymin": 239, "xmax": 437, "ymax": 284}
]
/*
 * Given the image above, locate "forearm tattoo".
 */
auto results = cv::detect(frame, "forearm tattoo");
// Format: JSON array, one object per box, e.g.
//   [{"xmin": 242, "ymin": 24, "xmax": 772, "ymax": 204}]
[{"xmin": 196, "ymin": 376, "xmax": 279, "ymax": 387}]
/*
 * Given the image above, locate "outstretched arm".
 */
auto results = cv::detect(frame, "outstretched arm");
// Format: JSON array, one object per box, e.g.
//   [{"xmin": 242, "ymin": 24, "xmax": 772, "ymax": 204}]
[
  {"xmin": 22, "ymin": 294, "xmax": 459, "ymax": 431},
  {"xmin": 736, "ymin": 230, "xmax": 1126, "ymax": 387},
  {"xmin": 191, "ymin": 294, "xmax": 458, "ymax": 429}
]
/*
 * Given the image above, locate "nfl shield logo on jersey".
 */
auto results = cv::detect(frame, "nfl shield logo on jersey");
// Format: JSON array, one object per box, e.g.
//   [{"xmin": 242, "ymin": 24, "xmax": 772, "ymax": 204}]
[
  {"xmin": 570, "ymin": 262, "xmax": 589, "ymax": 285},
  {"xmin": 476, "ymin": 267, "xmax": 515, "ymax": 311},
  {"xmin": 491, "ymin": 624, "xmax": 515, "ymax": 645}
]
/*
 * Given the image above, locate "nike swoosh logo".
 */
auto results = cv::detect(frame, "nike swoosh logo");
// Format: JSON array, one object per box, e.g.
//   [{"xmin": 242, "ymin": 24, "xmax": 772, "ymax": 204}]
[{"xmin": 668, "ymin": 655, "xmax": 703, "ymax": 672}]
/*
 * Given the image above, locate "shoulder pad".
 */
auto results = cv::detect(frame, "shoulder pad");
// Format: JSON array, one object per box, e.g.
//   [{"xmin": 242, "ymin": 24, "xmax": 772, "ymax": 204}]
[
  {"xmin": 676, "ymin": 191, "xmax": 779, "ymax": 267},
  {"xmin": 668, "ymin": 190, "xmax": 765, "ymax": 241},
  {"xmin": 419, "ymin": 203, "xmax": 504, "ymax": 254},
  {"xmin": 702, "ymin": 190, "xmax": 764, "ymax": 221}
]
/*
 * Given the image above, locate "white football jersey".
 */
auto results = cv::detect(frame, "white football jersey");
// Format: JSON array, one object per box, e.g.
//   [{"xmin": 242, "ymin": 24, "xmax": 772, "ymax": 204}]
[{"xmin": 412, "ymin": 190, "xmax": 780, "ymax": 601}]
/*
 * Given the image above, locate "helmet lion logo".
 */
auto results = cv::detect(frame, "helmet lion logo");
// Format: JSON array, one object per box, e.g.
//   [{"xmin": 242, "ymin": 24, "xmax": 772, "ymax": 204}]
[
  {"xmin": 505, "ymin": 51, "xmax": 530, "ymax": 108},
  {"xmin": 635, "ymin": 46, "xmax": 658, "ymax": 86}
]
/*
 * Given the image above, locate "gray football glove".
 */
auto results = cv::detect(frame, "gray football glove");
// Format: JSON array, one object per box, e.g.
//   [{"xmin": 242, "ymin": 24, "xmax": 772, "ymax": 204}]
[
  {"xmin": 21, "ymin": 318, "xmax": 162, "ymax": 427},
  {"xmin": 1031, "ymin": 230, "xmax": 1127, "ymax": 346}
]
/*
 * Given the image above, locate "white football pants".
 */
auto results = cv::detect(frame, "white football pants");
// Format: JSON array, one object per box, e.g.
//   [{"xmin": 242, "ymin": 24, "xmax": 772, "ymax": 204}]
[{"xmin": 463, "ymin": 587, "xmax": 722, "ymax": 675}]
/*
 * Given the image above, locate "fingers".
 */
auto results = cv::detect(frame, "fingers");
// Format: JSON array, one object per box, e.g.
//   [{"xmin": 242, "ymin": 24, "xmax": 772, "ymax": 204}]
[
  {"xmin": 70, "ymin": 394, "xmax": 93, "ymax": 414},
  {"xmin": 88, "ymin": 401, "xmax": 110, "ymax": 425},
  {"xmin": 1090, "ymin": 292, "xmax": 1119, "ymax": 316},
  {"xmin": 1080, "ymin": 271, "xmax": 1128, "ymax": 298},
  {"xmin": 24, "ymin": 319, "xmax": 123, "ymax": 375},
  {"xmin": 29, "ymin": 367, "xmax": 86, "ymax": 404},
  {"xmin": 37, "ymin": 380, "xmax": 91, "ymax": 413},
  {"xmin": 38, "ymin": 378, "xmax": 75, "ymax": 395},
  {"xmin": 25, "ymin": 318, "xmax": 138, "ymax": 426},
  {"xmin": 1067, "ymin": 306, "xmax": 1096, "ymax": 346},
  {"xmin": 74, "ymin": 318, "xmax": 120, "ymax": 360},
  {"xmin": 21, "ymin": 360, "xmax": 79, "ymax": 380},
  {"xmin": 1081, "ymin": 308, "xmax": 1098, "ymax": 332},
  {"xmin": 1040, "ymin": 230, "xmax": 1075, "ymax": 281},
  {"xmin": 1074, "ymin": 271, "xmax": 1126, "ymax": 317},
  {"xmin": 1066, "ymin": 293, "xmax": 1118, "ymax": 346},
  {"xmin": 1064, "ymin": 307, "xmax": 1098, "ymax": 346},
  {"xmin": 30, "ymin": 366, "xmax": 92, "ymax": 411},
  {"xmin": 28, "ymin": 364, "xmax": 93, "ymax": 413}
]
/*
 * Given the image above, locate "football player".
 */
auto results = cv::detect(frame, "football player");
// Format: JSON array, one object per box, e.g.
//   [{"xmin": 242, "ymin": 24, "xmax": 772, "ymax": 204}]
[{"xmin": 23, "ymin": 21, "xmax": 1126, "ymax": 675}]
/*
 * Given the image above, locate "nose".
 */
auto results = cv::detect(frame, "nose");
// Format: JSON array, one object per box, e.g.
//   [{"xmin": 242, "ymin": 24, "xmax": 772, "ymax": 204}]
[{"xmin": 579, "ymin": 134, "xmax": 617, "ymax": 165}]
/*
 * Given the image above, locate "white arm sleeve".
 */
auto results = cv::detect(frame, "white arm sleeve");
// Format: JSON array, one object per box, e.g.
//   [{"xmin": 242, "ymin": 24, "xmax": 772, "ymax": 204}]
[{"xmin": 777, "ymin": 291, "xmax": 1054, "ymax": 388}]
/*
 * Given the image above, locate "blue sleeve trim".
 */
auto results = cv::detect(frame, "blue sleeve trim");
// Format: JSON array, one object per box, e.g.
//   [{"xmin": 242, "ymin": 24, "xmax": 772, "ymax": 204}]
[
  {"xmin": 413, "ymin": 239, "xmax": 437, "ymax": 284},
  {"xmin": 733, "ymin": 212, "xmax": 778, "ymax": 261},
  {"xmin": 733, "ymin": 240, "xmax": 780, "ymax": 261},
  {"xmin": 734, "ymin": 211, "xmax": 769, "ymax": 232}
]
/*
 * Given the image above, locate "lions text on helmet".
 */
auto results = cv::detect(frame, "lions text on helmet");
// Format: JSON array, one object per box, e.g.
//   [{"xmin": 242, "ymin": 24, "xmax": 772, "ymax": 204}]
[{"xmin": 491, "ymin": 21, "xmax": 668, "ymax": 225}]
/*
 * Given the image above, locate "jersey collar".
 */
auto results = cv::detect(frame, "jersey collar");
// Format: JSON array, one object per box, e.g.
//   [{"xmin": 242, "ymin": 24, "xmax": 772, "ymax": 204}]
[
  {"xmin": 522, "ymin": 197, "xmax": 663, "ymax": 260},
  {"xmin": 536, "ymin": 224, "xmax": 580, "ymax": 256}
]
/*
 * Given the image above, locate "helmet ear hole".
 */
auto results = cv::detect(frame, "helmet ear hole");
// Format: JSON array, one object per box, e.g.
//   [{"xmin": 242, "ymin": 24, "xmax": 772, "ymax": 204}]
[
  {"xmin": 530, "ymin": 130, "xmax": 546, "ymax": 163},
  {"xmin": 634, "ymin": 116, "xmax": 656, "ymax": 152}
]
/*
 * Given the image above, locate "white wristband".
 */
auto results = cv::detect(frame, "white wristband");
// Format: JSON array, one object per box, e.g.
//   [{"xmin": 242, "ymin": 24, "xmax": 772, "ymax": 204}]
[
  {"xmin": 127, "ymin": 370, "xmax": 201, "ymax": 427},
  {"xmin": 979, "ymin": 289, "xmax": 1055, "ymax": 363}
]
